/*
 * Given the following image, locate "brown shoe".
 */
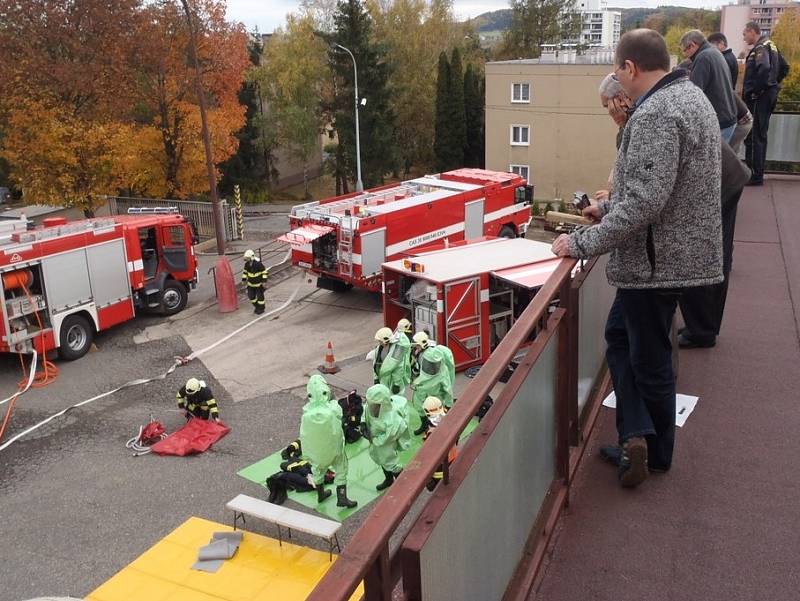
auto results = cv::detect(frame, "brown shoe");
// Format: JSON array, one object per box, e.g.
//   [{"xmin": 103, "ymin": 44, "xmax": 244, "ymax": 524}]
[{"xmin": 618, "ymin": 437, "xmax": 648, "ymax": 488}]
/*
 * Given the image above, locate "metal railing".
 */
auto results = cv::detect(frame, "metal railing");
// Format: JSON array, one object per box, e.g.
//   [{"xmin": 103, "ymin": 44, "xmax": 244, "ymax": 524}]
[
  {"xmin": 766, "ymin": 109, "xmax": 800, "ymax": 170},
  {"xmin": 106, "ymin": 196, "xmax": 241, "ymax": 241},
  {"xmin": 308, "ymin": 255, "xmax": 615, "ymax": 600}
]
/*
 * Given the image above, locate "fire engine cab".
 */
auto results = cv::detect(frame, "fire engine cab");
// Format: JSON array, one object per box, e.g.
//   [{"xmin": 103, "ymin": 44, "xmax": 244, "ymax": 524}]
[
  {"xmin": 280, "ymin": 168, "xmax": 533, "ymax": 292},
  {"xmin": 0, "ymin": 210, "xmax": 198, "ymax": 360},
  {"xmin": 381, "ymin": 237, "xmax": 561, "ymax": 371}
]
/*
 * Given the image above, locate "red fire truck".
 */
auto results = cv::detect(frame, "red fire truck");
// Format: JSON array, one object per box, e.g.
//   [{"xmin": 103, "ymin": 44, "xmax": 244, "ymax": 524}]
[
  {"xmin": 279, "ymin": 168, "xmax": 533, "ymax": 292},
  {"xmin": 381, "ymin": 237, "xmax": 560, "ymax": 371},
  {"xmin": 0, "ymin": 210, "xmax": 198, "ymax": 360}
]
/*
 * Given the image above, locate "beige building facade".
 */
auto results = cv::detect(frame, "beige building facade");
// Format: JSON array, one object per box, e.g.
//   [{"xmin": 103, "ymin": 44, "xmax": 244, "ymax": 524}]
[
  {"xmin": 721, "ymin": 1, "xmax": 800, "ymax": 58},
  {"xmin": 485, "ymin": 58, "xmax": 619, "ymax": 202}
]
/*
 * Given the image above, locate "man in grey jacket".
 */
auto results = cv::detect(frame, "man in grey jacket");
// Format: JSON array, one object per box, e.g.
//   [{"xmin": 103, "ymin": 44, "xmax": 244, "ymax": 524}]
[
  {"xmin": 681, "ymin": 30, "xmax": 738, "ymax": 142},
  {"xmin": 552, "ymin": 29, "xmax": 723, "ymax": 488}
]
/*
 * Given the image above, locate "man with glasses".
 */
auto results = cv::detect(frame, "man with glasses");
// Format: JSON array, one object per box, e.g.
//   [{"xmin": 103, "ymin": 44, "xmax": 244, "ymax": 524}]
[
  {"xmin": 552, "ymin": 29, "xmax": 723, "ymax": 489},
  {"xmin": 680, "ymin": 30, "xmax": 737, "ymax": 143}
]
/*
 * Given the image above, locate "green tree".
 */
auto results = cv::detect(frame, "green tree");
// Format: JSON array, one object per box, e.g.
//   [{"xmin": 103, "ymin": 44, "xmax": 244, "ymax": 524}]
[
  {"xmin": 499, "ymin": 0, "xmax": 576, "ymax": 59},
  {"xmin": 772, "ymin": 7, "xmax": 800, "ymax": 104},
  {"xmin": 434, "ymin": 51, "xmax": 453, "ymax": 172},
  {"xmin": 449, "ymin": 48, "xmax": 466, "ymax": 169},
  {"xmin": 329, "ymin": 0, "xmax": 396, "ymax": 190},
  {"xmin": 463, "ymin": 63, "xmax": 484, "ymax": 168}
]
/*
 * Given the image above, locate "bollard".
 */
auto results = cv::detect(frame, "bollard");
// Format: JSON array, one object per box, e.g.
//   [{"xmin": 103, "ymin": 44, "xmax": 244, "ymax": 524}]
[{"xmin": 214, "ymin": 257, "xmax": 238, "ymax": 313}]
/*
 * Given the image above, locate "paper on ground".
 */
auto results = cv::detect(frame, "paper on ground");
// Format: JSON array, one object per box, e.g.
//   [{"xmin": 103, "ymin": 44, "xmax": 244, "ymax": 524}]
[{"xmin": 602, "ymin": 392, "xmax": 699, "ymax": 428}]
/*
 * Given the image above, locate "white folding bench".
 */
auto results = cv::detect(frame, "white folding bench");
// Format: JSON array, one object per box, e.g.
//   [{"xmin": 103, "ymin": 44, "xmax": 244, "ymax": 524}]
[{"xmin": 226, "ymin": 493, "xmax": 342, "ymax": 560}]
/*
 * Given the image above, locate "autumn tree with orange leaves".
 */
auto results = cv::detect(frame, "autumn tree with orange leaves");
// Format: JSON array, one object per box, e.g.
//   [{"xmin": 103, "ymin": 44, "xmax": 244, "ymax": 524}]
[{"xmin": 0, "ymin": 0, "xmax": 250, "ymax": 213}]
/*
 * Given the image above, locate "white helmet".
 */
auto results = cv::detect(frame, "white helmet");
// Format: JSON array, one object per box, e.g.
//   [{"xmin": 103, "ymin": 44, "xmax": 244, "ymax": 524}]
[
  {"xmin": 185, "ymin": 377, "xmax": 202, "ymax": 394},
  {"xmin": 375, "ymin": 327, "xmax": 394, "ymax": 343},
  {"xmin": 244, "ymin": 249, "xmax": 255, "ymax": 260},
  {"xmin": 423, "ymin": 396, "xmax": 445, "ymax": 416},
  {"xmin": 412, "ymin": 331, "xmax": 430, "ymax": 349},
  {"xmin": 397, "ymin": 318, "xmax": 412, "ymax": 334}
]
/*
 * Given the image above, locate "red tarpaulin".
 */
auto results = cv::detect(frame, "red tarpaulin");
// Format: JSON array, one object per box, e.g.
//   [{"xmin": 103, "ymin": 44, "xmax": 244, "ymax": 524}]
[{"xmin": 151, "ymin": 419, "xmax": 231, "ymax": 456}]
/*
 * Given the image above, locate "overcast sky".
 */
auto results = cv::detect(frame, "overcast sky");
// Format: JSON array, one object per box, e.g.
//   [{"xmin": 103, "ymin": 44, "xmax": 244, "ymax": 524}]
[{"xmin": 226, "ymin": 0, "xmax": 725, "ymax": 33}]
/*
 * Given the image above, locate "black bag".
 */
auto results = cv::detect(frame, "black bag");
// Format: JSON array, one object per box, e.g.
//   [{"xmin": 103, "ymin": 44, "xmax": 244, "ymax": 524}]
[
  {"xmin": 476, "ymin": 395, "xmax": 494, "ymax": 421},
  {"xmin": 280, "ymin": 439, "xmax": 302, "ymax": 460},
  {"xmin": 339, "ymin": 390, "xmax": 364, "ymax": 444}
]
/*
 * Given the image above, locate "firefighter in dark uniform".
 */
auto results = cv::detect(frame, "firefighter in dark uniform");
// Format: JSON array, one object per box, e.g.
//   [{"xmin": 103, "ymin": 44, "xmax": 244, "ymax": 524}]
[
  {"xmin": 742, "ymin": 21, "xmax": 790, "ymax": 186},
  {"xmin": 242, "ymin": 249, "xmax": 268, "ymax": 314},
  {"xmin": 177, "ymin": 377, "xmax": 220, "ymax": 421}
]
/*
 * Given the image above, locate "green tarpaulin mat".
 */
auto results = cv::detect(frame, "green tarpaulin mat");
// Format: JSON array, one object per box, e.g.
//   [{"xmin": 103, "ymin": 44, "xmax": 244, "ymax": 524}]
[{"xmin": 237, "ymin": 414, "xmax": 479, "ymax": 521}]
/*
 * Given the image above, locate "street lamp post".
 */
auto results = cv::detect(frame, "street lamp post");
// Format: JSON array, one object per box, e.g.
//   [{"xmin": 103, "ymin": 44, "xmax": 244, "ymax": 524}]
[{"xmin": 333, "ymin": 43, "xmax": 364, "ymax": 193}]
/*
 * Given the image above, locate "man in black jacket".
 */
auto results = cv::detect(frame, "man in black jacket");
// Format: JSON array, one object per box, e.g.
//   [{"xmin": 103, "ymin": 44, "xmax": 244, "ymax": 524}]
[
  {"xmin": 680, "ymin": 30, "xmax": 737, "ymax": 142},
  {"xmin": 708, "ymin": 32, "xmax": 738, "ymax": 89},
  {"xmin": 742, "ymin": 21, "xmax": 789, "ymax": 186}
]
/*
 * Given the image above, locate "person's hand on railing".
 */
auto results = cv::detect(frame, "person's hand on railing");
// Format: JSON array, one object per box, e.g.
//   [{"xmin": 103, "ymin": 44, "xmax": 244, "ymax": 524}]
[{"xmin": 551, "ymin": 234, "xmax": 572, "ymax": 257}]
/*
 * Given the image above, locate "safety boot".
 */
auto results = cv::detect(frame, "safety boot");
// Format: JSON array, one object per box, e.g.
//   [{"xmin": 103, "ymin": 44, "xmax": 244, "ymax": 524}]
[
  {"xmin": 336, "ymin": 485, "xmax": 357, "ymax": 508},
  {"xmin": 376, "ymin": 468, "xmax": 400, "ymax": 491},
  {"xmin": 413, "ymin": 416, "xmax": 430, "ymax": 436},
  {"xmin": 317, "ymin": 485, "xmax": 332, "ymax": 503}
]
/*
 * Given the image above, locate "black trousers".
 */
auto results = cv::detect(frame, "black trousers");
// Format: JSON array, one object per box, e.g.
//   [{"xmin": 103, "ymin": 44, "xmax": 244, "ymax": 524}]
[
  {"xmin": 247, "ymin": 285, "xmax": 265, "ymax": 312},
  {"xmin": 745, "ymin": 87, "xmax": 779, "ymax": 181},
  {"xmin": 679, "ymin": 186, "xmax": 743, "ymax": 343},
  {"xmin": 606, "ymin": 288, "xmax": 680, "ymax": 471}
]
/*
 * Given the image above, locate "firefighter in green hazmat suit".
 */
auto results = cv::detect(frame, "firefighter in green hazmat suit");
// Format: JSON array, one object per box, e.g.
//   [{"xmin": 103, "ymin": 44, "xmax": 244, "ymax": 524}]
[
  {"xmin": 364, "ymin": 383, "xmax": 411, "ymax": 491},
  {"xmin": 299, "ymin": 374, "xmax": 357, "ymax": 508},
  {"xmin": 411, "ymin": 344, "xmax": 454, "ymax": 436},
  {"xmin": 412, "ymin": 331, "xmax": 455, "ymax": 388},
  {"xmin": 372, "ymin": 327, "xmax": 411, "ymax": 394}
]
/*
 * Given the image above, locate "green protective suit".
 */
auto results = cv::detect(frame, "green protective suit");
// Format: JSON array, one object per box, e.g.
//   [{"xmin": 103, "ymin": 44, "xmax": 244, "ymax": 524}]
[
  {"xmin": 373, "ymin": 334, "xmax": 411, "ymax": 393},
  {"xmin": 365, "ymin": 384, "xmax": 411, "ymax": 473},
  {"xmin": 299, "ymin": 374, "xmax": 348, "ymax": 485},
  {"xmin": 433, "ymin": 343, "xmax": 456, "ymax": 390},
  {"xmin": 412, "ymin": 346, "xmax": 454, "ymax": 414}
]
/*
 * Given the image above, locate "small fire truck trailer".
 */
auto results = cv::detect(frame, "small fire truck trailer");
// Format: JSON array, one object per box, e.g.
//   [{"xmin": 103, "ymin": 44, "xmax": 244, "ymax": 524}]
[
  {"xmin": 279, "ymin": 168, "xmax": 533, "ymax": 292},
  {"xmin": 0, "ymin": 211, "xmax": 198, "ymax": 360},
  {"xmin": 381, "ymin": 237, "xmax": 560, "ymax": 371}
]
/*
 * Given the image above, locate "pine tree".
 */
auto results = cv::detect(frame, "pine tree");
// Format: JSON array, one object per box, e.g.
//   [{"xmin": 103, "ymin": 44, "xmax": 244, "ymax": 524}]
[
  {"xmin": 433, "ymin": 51, "xmax": 451, "ymax": 172},
  {"xmin": 330, "ymin": 0, "xmax": 396, "ymax": 189},
  {"xmin": 448, "ymin": 47, "xmax": 466, "ymax": 170},
  {"xmin": 463, "ymin": 63, "xmax": 484, "ymax": 168}
]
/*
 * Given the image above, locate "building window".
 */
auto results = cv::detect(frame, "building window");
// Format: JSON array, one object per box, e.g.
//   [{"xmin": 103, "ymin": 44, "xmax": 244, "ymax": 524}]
[
  {"xmin": 510, "ymin": 164, "xmax": 529, "ymax": 180},
  {"xmin": 510, "ymin": 125, "xmax": 530, "ymax": 146},
  {"xmin": 511, "ymin": 83, "xmax": 530, "ymax": 103}
]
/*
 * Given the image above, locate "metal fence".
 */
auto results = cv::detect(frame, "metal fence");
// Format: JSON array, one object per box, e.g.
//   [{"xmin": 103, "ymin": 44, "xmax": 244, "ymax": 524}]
[
  {"xmin": 105, "ymin": 196, "xmax": 241, "ymax": 241},
  {"xmin": 307, "ymin": 256, "xmax": 616, "ymax": 601}
]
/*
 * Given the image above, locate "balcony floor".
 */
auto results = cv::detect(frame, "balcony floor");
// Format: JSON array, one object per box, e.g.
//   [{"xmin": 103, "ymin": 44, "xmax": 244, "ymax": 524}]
[{"xmin": 532, "ymin": 177, "xmax": 800, "ymax": 601}]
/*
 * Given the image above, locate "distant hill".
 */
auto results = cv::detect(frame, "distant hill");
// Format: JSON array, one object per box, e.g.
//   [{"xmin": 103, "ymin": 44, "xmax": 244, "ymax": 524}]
[{"xmin": 470, "ymin": 6, "xmax": 719, "ymax": 35}]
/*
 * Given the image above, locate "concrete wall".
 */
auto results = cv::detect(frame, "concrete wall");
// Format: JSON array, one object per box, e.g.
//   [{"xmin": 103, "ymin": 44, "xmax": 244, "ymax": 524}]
[
  {"xmin": 485, "ymin": 61, "xmax": 619, "ymax": 201},
  {"xmin": 273, "ymin": 135, "xmax": 325, "ymax": 190}
]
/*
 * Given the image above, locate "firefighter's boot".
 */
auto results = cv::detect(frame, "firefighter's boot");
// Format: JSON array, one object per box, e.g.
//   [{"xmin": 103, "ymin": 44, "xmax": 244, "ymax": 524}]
[
  {"xmin": 413, "ymin": 415, "xmax": 430, "ymax": 437},
  {"xmin": 317, "ymin": 485, "xmax": 332, "ymax": 503},
  {"xmin": 376, "ymin": 468, "xmax": 400, "ymax": 491},
  {"xmin": 336, "ymin": 485, "xmax": 357, "ymax": 508}
]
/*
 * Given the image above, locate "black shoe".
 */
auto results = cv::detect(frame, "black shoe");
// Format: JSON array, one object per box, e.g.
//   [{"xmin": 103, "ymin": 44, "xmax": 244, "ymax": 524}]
[
  {"xmin": 618, "ymin": 437, "xmax": 648, "ymax": 488},
  {"xmin": 599, "ymin": 444, "xmax": 623, "ymax": 467},
  {"xmin": 376, "ymin": 468, "xmax": 397, "ymax": 491},
  {"xmin": 745, "ymin": 178, "xmax": 763, "ymax": 186},
  {"xmin": 413, "ymin": 416, "xmax": 430, "ymax": 436},
  {"xmin": 317, "ymin": 485, "xmax": 332, "ymax": 503},
  {"xmin": 336, "ymin": 485, "xmax": 357, "ymax": 508},
  {"xmin": 678, "ymin": 333, "xmax": 716, "ymax": 349}
]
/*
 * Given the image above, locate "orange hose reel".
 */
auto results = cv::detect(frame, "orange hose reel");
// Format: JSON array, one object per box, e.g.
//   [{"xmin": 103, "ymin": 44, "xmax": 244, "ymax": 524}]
[{"xmin": 2, "ymin": 269, "xmax": 33, "ymax": 291}]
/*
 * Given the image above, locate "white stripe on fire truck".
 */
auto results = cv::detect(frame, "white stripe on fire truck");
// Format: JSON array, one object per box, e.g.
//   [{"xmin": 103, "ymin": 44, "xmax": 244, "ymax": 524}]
[
  {"xmin": 483, "ymin": 203, "xmax": 528, "ymax": 224},
  {"xmin": 480, "ymin": 289, "xmax": 490, "ymax": 303},
  {"xmin": 437, "ymin": 300, "xmax": 444, "ymax": 313}
]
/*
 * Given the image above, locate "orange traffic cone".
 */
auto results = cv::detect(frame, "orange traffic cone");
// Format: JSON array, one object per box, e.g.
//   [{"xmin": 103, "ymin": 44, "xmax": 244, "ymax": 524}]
[{"xmin": 319, "ymin": 341, "xmax": 340, "ymax": 374}]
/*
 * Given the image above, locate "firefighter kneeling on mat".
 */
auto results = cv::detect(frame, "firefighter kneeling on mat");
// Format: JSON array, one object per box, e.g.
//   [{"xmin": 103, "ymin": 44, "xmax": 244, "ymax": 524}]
[
  {"xmin": 422, "ymin": 396, "xmax": 456, "ymax": 491},
  {"xmin": 242, "ymin": 249, "xmax": 268, "ymax": 314},
  {"xmin": 299, "ymin": 374, "xmax": 357, "ymax": 508},
  {"xmin": 371, "ymin": 327, "xmax": 410, "ymax": 394},
  {"xmin": 363, "ymin": 384, "xmax": 411, "ymax": 490},
  {"xmin": 177, "ymin": 378, "xmax": 220, "ymax": 422}
]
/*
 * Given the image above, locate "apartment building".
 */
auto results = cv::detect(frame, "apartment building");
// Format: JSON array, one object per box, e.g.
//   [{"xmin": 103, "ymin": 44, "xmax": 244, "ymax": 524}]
[
  {"xmin": 573, "ymin": 0, "xmax": 622, "ymax": 48},
  {"xmin": 484, "ymin": 56, "xmax": 619, "ymax": 202},
  {"xmin": 721, "ymin": 0, "xmax": 799, "ymax": 57}
]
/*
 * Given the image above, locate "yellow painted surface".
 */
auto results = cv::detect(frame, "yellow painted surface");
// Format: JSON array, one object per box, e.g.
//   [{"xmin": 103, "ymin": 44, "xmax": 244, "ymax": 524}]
[{"xmin": 86, "ymin": 517, "xmax": 362, "ymax": 601}]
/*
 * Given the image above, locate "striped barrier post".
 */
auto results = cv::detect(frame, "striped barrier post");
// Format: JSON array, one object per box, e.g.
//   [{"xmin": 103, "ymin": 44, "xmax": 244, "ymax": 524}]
[{"xmin": 233, "ymin": 184, "xmax": 244, "ymax": 239}]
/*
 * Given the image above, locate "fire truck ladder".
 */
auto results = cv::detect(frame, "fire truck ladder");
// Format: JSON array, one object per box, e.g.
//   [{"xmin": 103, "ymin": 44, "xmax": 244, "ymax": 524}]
[{"xmin": 337, "ymin": 224, "xmax": 354, "ymax": 277}]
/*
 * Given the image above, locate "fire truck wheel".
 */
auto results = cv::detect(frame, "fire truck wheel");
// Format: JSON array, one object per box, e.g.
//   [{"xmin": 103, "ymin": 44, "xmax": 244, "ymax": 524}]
[
  {"xmin": 58, "ymin": 314, "xmax": 94, "ymax": 361},
  {"xmin": 160, "ymin": 280, "xmax": 188, "ymax": 316},
  {"xmin": 499, "ymin": 225, "xmax": 517, "ymax": 239}
]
